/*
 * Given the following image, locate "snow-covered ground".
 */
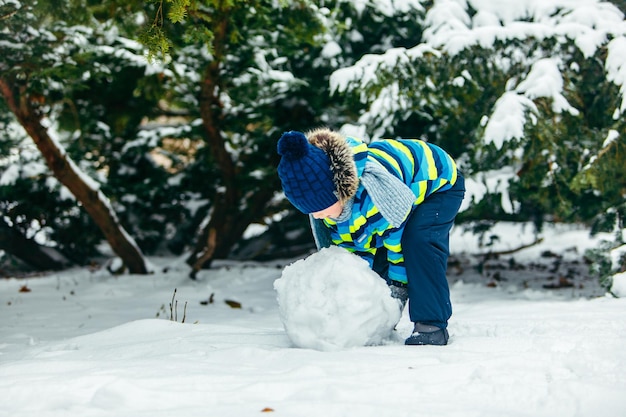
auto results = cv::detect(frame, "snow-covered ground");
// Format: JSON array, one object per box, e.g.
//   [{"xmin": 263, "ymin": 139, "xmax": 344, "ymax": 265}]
[{"xmin": 1, "ymin": 223, "xmax": 626, "ymax": 417}]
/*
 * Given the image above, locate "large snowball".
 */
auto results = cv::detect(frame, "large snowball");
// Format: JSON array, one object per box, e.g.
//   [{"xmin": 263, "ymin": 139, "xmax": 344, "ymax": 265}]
[{"xmin": 274, "ymin": 246, "xmax": 402, "ymax": 351}]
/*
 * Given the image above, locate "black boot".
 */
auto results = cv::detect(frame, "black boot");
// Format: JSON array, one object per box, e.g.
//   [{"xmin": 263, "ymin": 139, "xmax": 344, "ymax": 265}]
[{"xmin": 405, "ymin": 322, "xmax": 449, "ymax": 346}]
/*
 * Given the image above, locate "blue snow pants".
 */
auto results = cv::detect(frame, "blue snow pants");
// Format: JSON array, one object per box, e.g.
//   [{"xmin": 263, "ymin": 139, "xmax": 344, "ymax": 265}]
[{"xmin": 402, "ymin": 174, "xmax": 465, "ymax": 329}]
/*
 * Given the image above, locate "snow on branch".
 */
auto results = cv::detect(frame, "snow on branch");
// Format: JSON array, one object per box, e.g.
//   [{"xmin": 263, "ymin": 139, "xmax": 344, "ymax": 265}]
[
  {"xmin": 357, "ymin": 82, "xmax": 411, "ymax": 137},
  {"xmin": 482, "ymin": 58, "xmax": 580, "ymax": 151},
  {"xmin": 606, "ymin": 37, "xmax": 626, "ymax": 117},
  {"xmin": 423, "ymin": 0, "xmax": 624, "ymax": 57},
  {"xmin": 330, "ymin": 44, "xmax": 439, "ymax": 95},
  {"xmin": 516, "ymin": 58, "xmax": 579, "ymax": 116},
  {"xmin": 347, "ymin": 0, "xmax": 425, "ymax": 17},
  {"xmin": 483, "ymin": 91, "xmax": 537, "ymax": 150},
  {"xmin": 459, "ymin": 167, "xmax": 519, "ymax": 214},
  {"xmin": 582, "ymin": 129, "xmax": 621, "ymax": 171},
  {"xmin": 330, "ymin": 0, "xmax": 625, "ymax": 150}
]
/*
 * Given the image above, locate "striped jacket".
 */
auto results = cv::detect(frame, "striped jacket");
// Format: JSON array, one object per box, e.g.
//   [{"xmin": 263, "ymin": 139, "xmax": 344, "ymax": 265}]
[{"xmin": 322, "ymin": 136, "xmax": 458, "ymax": 284}]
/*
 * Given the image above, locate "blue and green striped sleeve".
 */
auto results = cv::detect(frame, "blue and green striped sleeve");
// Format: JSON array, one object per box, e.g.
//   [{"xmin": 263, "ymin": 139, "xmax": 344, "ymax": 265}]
[{"xmin": 368, "ymin": 139, "xmax": 457, "ymax": 204}]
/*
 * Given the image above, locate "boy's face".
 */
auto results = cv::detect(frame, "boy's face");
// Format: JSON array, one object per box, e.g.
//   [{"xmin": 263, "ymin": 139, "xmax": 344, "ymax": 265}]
[{"xmin": 311, "ymin": 201, "xmax": 343, "ymax": 220}]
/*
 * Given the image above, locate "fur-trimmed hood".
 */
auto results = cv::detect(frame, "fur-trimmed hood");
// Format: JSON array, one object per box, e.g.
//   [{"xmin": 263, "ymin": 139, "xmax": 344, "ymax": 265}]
[{"xmin": 306, "ymin": 128, "xmax": 361, "ymax": 204}]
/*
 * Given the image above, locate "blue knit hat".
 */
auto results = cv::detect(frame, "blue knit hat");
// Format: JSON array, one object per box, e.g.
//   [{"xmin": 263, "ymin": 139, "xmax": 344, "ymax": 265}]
[{"xmin": 277, "ymin": 131, "xmax": 338, "ymax": 214}]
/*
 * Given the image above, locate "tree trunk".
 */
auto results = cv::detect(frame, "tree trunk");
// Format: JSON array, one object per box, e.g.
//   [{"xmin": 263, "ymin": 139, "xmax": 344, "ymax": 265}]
[
  {"xmin": 187, "ymin": 183, "xmax": 278, "ymax": 278},
  {"xmin": 186, "ymin": 16, "xmax": 238, "ymax": 276},
  {"xmin": 185, "ymin": 11, "xmax": 281, "ymax": 277},
  {"xmin": 0, "ymin": 78, "xmax": 149, "ymax": 274}
]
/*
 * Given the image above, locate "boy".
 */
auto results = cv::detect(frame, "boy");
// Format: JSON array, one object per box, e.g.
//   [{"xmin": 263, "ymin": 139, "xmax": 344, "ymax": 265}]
[{"xmin": 277, "ymin": 128, "xmax": 465, "ymax": 345}]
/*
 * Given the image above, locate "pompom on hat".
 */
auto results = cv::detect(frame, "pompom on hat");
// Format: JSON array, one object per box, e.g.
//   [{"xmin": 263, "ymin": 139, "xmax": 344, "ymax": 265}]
[{"xmin": 277, "ymin": 131, "xmax": 338, "ymax": 214}]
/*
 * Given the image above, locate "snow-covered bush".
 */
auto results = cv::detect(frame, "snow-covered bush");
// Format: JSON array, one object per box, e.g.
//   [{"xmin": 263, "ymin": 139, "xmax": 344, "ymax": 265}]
[
  {"xmin": 328, "ymin": 0, "xmax": 626, "ymax": 230},
  {"xmin": 585, "ymin": 227, "xmax": 626, "ymax": 295}
]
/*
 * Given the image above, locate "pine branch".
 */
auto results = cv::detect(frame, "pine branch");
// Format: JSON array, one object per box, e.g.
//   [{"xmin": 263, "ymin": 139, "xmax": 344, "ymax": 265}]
[{"xmin": 0, "ymin": 8, "xmax": 18, "ymax": 20}]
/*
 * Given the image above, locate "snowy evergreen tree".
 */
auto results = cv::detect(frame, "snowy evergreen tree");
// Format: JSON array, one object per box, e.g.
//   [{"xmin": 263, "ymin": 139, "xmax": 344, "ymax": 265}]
[
  {"xmin": 325, "ymin": 0, "xmax": 626, "ymax": 287},
  {"xmin": 0, "ymin": 0, "xmax": 153, "ymax": 273},
  {"xmin": 136, "ymin": 0, "xmax": 339, "ymax": 276},
  {"xmin": 329, "ymin": 0, "xmax": 625, "ymax": 230},
  {"xmin": 2, "ymin": 0, "xmax": 625, "ymax": 284}
]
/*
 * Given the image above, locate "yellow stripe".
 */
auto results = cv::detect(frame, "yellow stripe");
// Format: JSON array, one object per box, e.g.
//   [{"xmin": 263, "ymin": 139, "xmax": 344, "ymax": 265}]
[
  {"xmin": 450, "ymin": 158, "xmax": 458, "ymax": 185},
  {"xmin": 396, "ymin": 141, "xmax": 415, "ymax": 169},
  {"xmin": 415, "ymin": 181, "xmax": 427, "ymax": 204},
  {"xmin": 385, "ymin": 242, "xmax": 402, "ymax": 252},
  {"xmin": 418, "ymin": 141, "xmax": 437, "ymax": 179},
  {"xmin": 350, "ymin": 215, "xmax": 367, "ymax": 233},
  {"xmin": 366, "ymin": 205, "xmax": 379, "ymax": 217},
  {"xmin": 352, "ymin": 142, "xmax": 368, "ymax": 154},
  {"xmin": 369, "ymin": 148, "xmax": 402, "ymax": 175}
]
